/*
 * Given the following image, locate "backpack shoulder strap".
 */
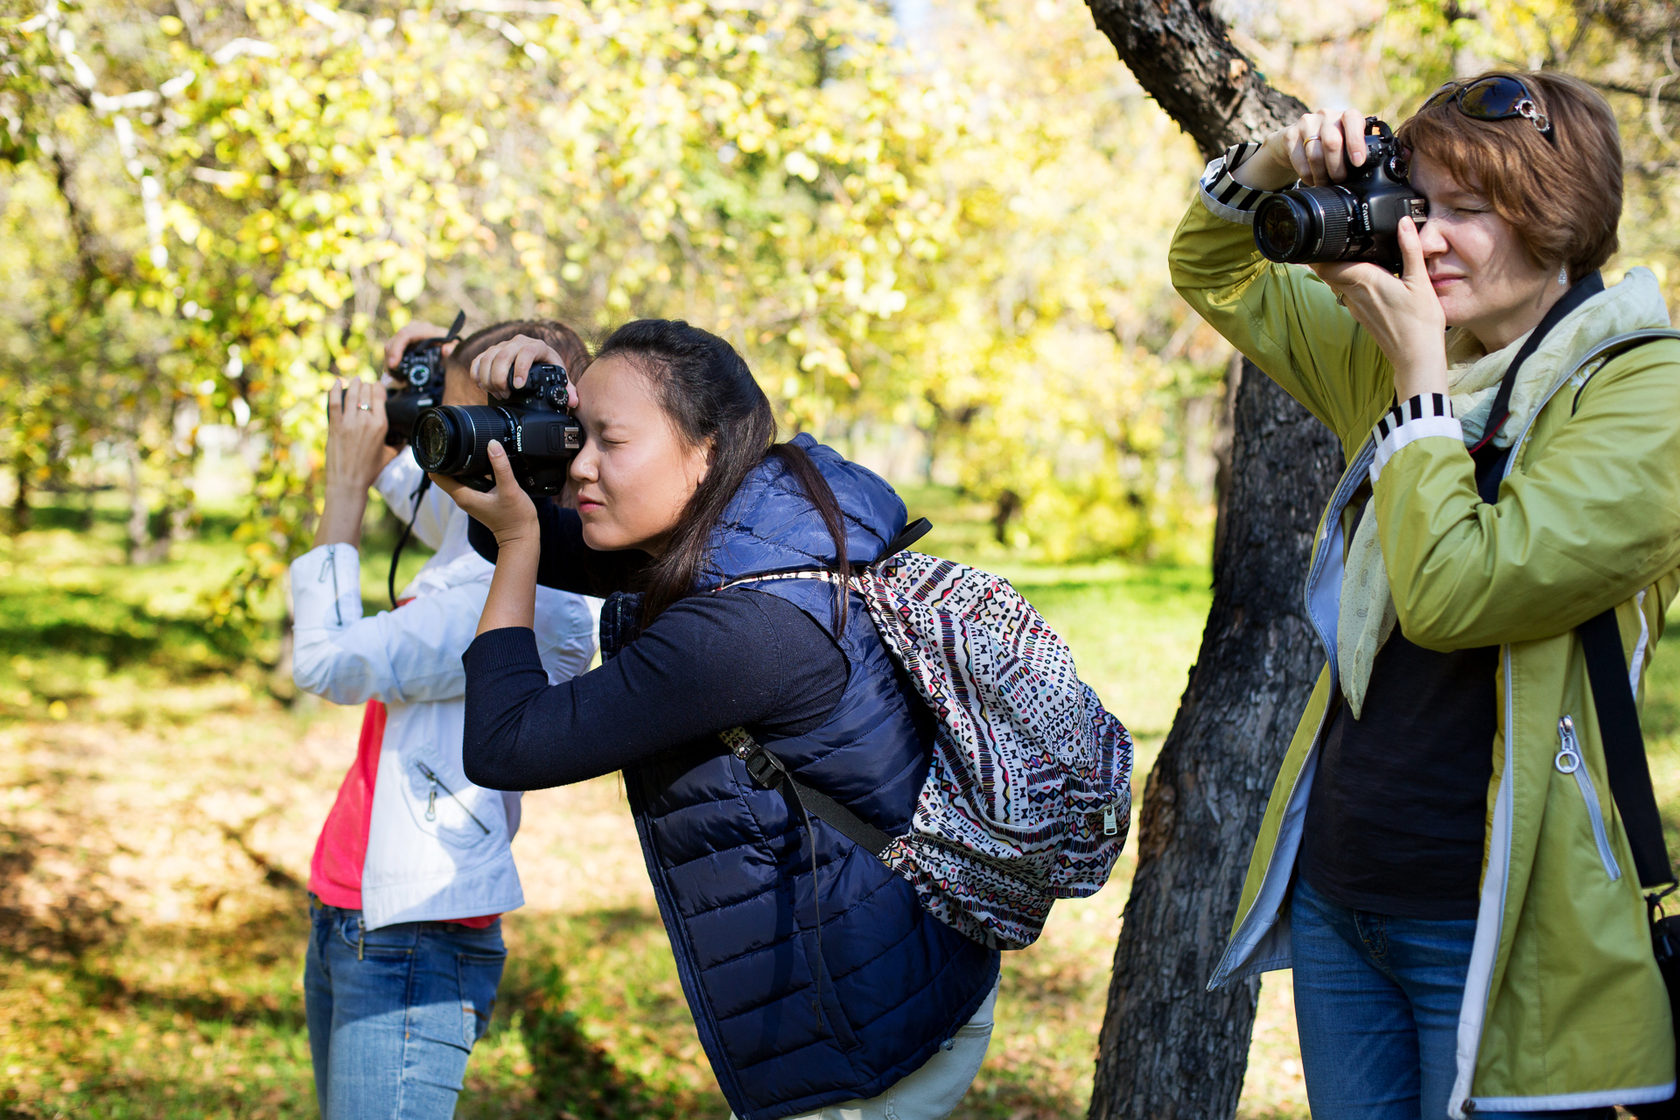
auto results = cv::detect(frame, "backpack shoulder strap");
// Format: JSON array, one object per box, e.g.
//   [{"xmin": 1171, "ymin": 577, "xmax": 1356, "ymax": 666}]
[
  {"xmin": 717, "ymin": 728, "xmax": 895, "ymax": 858},
  {"xmin": 1569, "ymin": 323, "xmax": 1680, "ymax": 891},
  {"xmin": 712, "ymin": 569, "xmax": 843, "ymax": 593},
  {"xmin": 1569, "ymin": 328, "xmax": 1680, "ymax": 415},
  {"xmin": 877, "ymin": 517, "xmax": 932, "ymax": 562},
  {"xmin": 709, "ymin": 517, "xmax": 934, "ymax": 596},
  {"xmin": 1580, "ymin": 608, "xmax": 1674, "ymax": 890}
]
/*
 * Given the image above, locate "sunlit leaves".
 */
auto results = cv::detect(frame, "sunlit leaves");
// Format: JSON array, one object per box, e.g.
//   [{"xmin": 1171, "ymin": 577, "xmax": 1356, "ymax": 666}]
[{"xmin": 9, "ymin": 0, "xmax": 1226, "ymax": 602}]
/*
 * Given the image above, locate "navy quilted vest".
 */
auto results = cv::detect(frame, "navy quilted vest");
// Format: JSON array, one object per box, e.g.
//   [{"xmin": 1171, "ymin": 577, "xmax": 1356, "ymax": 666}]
[{"xmin": 601, "ymin": 435, "xmax": 1000, "ymax": 1120}]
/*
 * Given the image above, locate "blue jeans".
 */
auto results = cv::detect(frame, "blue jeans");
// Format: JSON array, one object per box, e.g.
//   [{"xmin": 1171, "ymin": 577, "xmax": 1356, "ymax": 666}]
[
  {"xmin": 1289, "ymin": 876, "xmax": 1614, "ymax": 1120},
  {"xmin": 304, "ymin": 897, "xmax": 507, "ymax": 1120}
]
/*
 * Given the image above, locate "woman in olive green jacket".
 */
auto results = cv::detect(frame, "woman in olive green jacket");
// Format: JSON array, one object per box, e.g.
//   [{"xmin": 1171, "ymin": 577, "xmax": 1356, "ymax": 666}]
[{"xmin": 1172, "ymin": 71, "xmax": 1680, "ymax": 1118}]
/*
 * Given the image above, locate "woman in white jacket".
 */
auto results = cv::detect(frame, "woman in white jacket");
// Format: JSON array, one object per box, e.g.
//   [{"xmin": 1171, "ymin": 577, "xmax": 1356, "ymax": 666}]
[{"xmin": 289, "ymin": 319, "xmax": 598, "ymax": 1119}]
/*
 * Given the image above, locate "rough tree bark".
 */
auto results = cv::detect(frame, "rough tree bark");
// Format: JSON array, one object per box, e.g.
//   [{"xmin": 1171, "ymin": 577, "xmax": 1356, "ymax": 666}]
[{"xmin": 1080, "ymin": 2, "xmax": 1343, "ymax": 1116}]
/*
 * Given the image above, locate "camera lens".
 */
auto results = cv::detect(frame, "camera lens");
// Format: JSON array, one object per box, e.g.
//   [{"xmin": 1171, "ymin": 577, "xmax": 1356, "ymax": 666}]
[
  {"xmin": 413, "ymin": 406, "xmax": 515, "ymax": 477},
  {"xmin": 413, "ymin": 410, "xmax": 455, "ymax": 471},
  {"xmin": 1254, "ymin": 195, "xmax": 1314, "ymax": 262},
  {"xmin": 1254, "ymin": 187, "xmax": 1358, "ymax": 263}
]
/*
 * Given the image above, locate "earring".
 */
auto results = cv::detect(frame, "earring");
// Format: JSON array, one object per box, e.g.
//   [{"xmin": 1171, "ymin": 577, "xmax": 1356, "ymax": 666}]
[{"xmin": 1558, "ymin": 265, "xmax": 1569, "ymax": 286}]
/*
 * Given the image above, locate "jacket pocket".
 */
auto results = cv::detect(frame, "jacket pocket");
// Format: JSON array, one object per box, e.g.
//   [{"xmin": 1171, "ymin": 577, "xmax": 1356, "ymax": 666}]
[
  {"xmin": 1555, "ymin": 715, "xmax": 1621, "ymax": 880},
  {"xmin": 412, "ymin": 759, "xmax": 495, "ymax": 845}
]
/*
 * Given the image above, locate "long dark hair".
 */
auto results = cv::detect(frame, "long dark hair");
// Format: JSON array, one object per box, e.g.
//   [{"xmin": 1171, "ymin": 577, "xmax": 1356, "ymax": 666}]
[{"xmin": 593, "ymin": 319, "xmax": 852, "ymax": 628}]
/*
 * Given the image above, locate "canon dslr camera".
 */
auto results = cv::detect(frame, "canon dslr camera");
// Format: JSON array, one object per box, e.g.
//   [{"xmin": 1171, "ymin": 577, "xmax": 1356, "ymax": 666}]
[
  {"xmin": 383, "ymin": 311, "xmax": 465, "ymax": 447},
  {"xmin": 412, "ymin": 361, "xmax": 581, "ymax": 495},
  {"xmin": 1253, "ymin": 117, "xmax": 1428, "ymax": 273}
]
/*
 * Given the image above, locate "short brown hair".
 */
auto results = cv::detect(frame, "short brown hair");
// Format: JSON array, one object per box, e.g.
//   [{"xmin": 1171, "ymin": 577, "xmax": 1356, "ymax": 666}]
[
  {"xmin": 447, "ymin": 319, "xmax": 592, "ymax": 381},
  {"xmin": 1396, "ymin": 70, "xmax": 1622, "ymax": 279}
]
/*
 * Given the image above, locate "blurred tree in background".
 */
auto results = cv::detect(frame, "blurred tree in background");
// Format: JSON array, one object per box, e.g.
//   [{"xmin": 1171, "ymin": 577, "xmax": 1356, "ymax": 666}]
[
  {"xmin": 1, "ymin": 0, "xmax": 1675, "ymax": 643},
  {"xmin": 0, "ymin": 0, "xmax": 1218, "ymax": 631}
]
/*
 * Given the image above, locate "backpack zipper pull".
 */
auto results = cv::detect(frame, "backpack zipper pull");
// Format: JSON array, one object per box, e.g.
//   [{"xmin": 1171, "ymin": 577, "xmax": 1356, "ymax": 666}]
[{"xmin": 1103, "ymin": 802, "xmax": 1119, "ymax": 837}]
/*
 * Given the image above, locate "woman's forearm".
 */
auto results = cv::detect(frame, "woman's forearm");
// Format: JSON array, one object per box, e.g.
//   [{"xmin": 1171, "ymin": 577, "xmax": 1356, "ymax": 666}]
[
  {"xmin": 311, "ymin": 483, "xmax": 371, "ymax": 549},
  {"xmin": 477, "ymin": 537, "xmax": 541, "ymax": 635}
]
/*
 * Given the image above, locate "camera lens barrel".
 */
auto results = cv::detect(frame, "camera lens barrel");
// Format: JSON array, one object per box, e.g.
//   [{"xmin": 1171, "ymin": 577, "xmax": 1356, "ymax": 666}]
[
  {"xmin": 413, "ymin": 406, "xmax": 515, "ymax": 478},
  {"xmin": 1254, "ymin": 187, "xmax": 1358, "ymax": 263},
  {"xmin": 413, "ymin": 404, "xmax": 581, "ymax": 495}
]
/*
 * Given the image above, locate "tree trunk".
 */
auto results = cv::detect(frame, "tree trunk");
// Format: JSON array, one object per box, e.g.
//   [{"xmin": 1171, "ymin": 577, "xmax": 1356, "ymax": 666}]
[
  {"xmin": 8, "ymin": 457, "xmax": 28, "ymax": 534},
  {"xmin": 1079, "ymin": 1, "xmax": 1343, "ymax": 1115},
  {"xmin": 125, "ymin": 446, "xmax": 150, "ymax": 565}
]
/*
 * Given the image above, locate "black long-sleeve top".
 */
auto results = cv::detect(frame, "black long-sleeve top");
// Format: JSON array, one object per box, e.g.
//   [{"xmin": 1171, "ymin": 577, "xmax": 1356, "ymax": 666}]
[{"xmin": 461, "ymin": 507, "xmax": 848, "ymax": 791}]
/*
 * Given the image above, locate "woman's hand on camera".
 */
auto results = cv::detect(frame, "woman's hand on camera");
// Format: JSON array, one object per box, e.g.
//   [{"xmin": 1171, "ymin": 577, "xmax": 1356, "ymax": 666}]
[
  {"xmin": 469, "ymin": 335, "xmax": 579, "ymax": 407},
  {"xmin": 1312, "ymin": 217, "xmax": 1449, "ymax": 399},
  {"xmin": 1232, "ymin": 108, "xmax": 1370, "ymax": 191},
  {"xmin": 383, "ymin": 320, "xmax": 455, "ymax": 381},
  {"xmin": 313, "ymin": 378, "xmax": 395, "ymax": 548},
  {"xmin": 325, "ymin": 378, "xmax": 396, "ymax": 493},
  {"xmin": 429, "ymin": 443, "xmax": 540, "ymax": 552}
]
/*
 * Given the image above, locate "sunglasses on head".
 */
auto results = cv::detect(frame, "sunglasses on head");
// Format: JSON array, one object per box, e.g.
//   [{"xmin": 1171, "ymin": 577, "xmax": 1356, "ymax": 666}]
[{"xmin": 1422, "ymin": 76, "xmax": 1555, "ymax": 144}]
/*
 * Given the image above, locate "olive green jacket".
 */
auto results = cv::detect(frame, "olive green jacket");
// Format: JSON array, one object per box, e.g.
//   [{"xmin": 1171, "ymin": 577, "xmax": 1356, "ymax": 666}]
[{"xmin": 1171, "ymin": 193, "xmax": 1680, "ymax": 1115}]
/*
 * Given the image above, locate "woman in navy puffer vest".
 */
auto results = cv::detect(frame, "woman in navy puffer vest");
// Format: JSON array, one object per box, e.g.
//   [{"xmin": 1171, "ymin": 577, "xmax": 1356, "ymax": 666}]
[{"xmin": 438, "ymin": 318, "xmax": 1001, "ymax": 1120}]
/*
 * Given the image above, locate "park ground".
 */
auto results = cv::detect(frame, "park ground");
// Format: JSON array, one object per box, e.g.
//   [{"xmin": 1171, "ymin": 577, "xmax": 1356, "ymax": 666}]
[{"xmin": 4, "ymin": 487, "xmax": 1678, "ymax": 1119}]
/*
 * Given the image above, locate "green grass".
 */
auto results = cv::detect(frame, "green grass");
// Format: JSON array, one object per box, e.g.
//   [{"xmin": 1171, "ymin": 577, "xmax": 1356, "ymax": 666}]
[{"xmin": 7, "ymin": 487, "xmax": 1677, "ymax": 1118}]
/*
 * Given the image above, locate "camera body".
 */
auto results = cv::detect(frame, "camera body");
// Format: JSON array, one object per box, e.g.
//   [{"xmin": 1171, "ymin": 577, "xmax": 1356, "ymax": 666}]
[
  {"xmin": 412, "ymin": 362, "xmax": 581, "ymax": 495},
  {"xmin": 1253, "ymin": 117, "xmax": 1428, "ymax": 273},
  {"xmin": 384, "ymin": 336, "xmax": 447, "ymax": 448}
]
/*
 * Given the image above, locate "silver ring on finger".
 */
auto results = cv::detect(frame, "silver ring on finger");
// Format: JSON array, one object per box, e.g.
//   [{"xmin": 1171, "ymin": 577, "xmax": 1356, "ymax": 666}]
[{"xmin": 358, "ymin": 403, "xmax": 372, "ymax": 411}]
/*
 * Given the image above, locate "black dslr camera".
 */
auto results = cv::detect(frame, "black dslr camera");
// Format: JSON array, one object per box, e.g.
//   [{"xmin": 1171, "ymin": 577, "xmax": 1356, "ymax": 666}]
[
  {"xmin": 412, "ymin": 361, "xmax": 581, "ymax": 495},
  {"xmin": 1253, "ymin": 118, "xmax": 1428, "ymax": 273},
  {"xmin": 382, "ymin": 311, "xmax": 466, "ymax": 448}
]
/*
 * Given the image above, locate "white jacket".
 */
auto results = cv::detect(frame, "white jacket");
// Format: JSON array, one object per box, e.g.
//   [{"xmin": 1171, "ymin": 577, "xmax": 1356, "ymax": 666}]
[{"xmin": 290, "ymin": 452, "xmax": 597, "ymax": 929}]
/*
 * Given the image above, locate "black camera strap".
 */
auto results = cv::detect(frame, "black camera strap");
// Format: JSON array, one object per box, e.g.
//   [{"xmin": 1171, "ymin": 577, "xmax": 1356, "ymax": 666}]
[
  {"xmin": 1467, "ymin": 271, "xmax": 1602, "ymax": 454},
  {"xmin": 387, "ymin": 473, "xmax": 432, "ymax": 609},
  {"xmin": 441, "ymin": 309, "xmax": 466, "ymax": 346}
]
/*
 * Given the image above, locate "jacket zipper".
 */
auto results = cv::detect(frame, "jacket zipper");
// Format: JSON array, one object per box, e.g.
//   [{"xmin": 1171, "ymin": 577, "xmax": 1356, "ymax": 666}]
[
  {"xmin": 1300, "ymin": 440, "xmax": 1378, "ymax": 676},
  {"xmin": 1555, "ymin": 715, "xmax": 1620, "ymax": 880},
  {"xmin": 1452, "ymin": 366, "xmax": 1600, "ymax": 1116},
  {"xmin": 621, "ymin": 766, "xmax": 748, "ymax": 1107},
  {"xmin": 1207, "ymin": 692, "xmax": 1333, "ymax": 989},
  {"xmin": 414, "ymin": 761, "xmax": 491, "ymax": 835},
  {"xmin": 320, "ymin": 545, "xmax": 343, "ymax": 626},
  {"xmin": 1212, "ymin": 444, "xmax": 1375, "ymax": 989}
]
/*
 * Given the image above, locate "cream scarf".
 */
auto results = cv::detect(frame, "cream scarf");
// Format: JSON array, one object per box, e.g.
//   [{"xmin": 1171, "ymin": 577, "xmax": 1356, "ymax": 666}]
[{"xmin": 1336, "ymin": 268, "xmax": 1671, "ymax": 716}]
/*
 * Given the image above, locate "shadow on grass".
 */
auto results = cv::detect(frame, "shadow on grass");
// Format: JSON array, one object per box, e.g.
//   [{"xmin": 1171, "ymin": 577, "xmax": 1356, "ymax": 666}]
[
  {"xmin": 500, "ymin": 958, "xmax": 679, "ymax": 1118},
  {"xmin": 21, "ymin": 500, "xmax": 249, "ymax": 540},
  {"xmin": 0, "ymin": 824, "xmax": 123, "ymax": 960},
  {"xmin": 491, "ymin": 905, "xmax": 708, "ymax": 1119},
  {"xmin": 60, "ymin": 912, "xmax": 305, "ymax": 1032},
  {"xmin": 0, "ymin": 589, "xmax": 248, "ymax": 674}
]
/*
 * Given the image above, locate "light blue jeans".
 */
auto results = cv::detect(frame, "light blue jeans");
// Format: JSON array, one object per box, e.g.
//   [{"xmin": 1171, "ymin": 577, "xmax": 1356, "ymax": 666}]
[
  {"xmin": 304, "ymin": 897, "xmax": 506, "ymax": 1120},
  {"xmin": 1289, "ymin": 876, "xmax": 1614, "ymax": 1120},
  {"xmin": 731, "ymin": 978, "xmax": 998, "ymax": 1120}
]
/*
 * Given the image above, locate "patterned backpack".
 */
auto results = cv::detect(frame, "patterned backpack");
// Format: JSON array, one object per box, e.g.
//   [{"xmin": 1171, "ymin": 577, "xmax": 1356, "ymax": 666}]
[{"xmin": 719, "ymin": 519, "xmax": 1133, "ymax": 950}]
